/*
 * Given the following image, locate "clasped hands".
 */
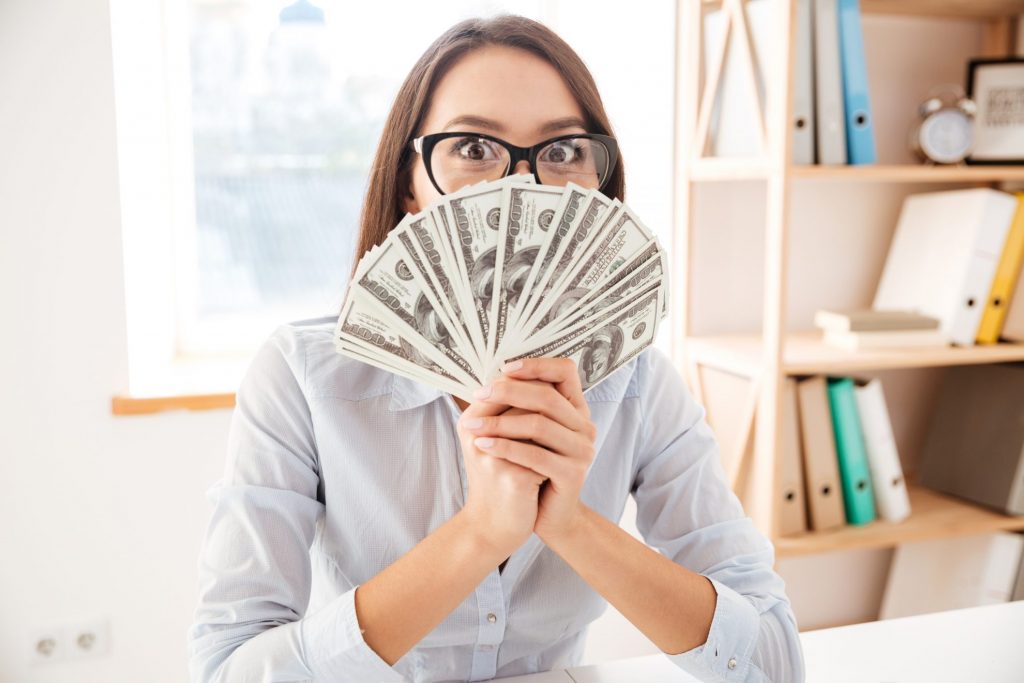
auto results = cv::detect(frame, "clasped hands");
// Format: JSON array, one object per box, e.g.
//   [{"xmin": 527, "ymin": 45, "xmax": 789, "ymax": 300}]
[{"xmin": 458, "ymin": 357, "xmax": 598, "ymax": 541}]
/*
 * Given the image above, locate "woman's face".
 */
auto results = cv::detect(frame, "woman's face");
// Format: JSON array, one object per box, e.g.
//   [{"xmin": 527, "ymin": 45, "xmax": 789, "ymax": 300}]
[{"xmin": 403, "ymin": 44, "xmax": 589, "ymax": 214}]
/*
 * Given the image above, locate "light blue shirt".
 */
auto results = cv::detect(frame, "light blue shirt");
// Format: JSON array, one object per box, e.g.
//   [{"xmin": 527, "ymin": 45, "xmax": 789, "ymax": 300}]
[{"xmin": 187, "ymin": 316, "xmax": 805, "ymax": 682}]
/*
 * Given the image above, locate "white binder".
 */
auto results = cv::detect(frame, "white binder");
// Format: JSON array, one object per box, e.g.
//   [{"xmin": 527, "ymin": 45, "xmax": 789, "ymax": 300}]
[
  {"xmin": 813, "ymin": 0, "xmax": 846, "ymax": 164},
  {"xmin": 873, "ymin": 188, "xmax": 1018, "ymax": 346},
  {"xmin": 880, "ymin": 532, "xmax": 1024, "ymax": 620},
  {"xmin": 852, "ymin": 378, "xmax": 910, "ymax": 523}
]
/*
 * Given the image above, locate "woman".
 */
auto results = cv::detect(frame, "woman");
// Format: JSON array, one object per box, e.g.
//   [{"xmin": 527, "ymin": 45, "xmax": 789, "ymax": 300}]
[{"xmin": 187, "ymin": 14, "xmax": 804, "ymax": 683}]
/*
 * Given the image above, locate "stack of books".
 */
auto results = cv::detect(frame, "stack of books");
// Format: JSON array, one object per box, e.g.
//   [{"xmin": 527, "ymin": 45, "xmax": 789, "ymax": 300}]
[
  {"xmin": 814, "ymin": 309, "xmax": 944, "ymax": 351},
  {"xmin": 777, "ymin": 374, "xmax": 911, "ymax": 537}
]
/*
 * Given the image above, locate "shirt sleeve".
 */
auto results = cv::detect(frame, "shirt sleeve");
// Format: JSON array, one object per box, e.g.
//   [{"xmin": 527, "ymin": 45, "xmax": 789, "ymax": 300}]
[
  {"xmin": 186, "ymin": 325, "xmax": 406, "ymax": 683},
  {"xmin": 630, "ymin": 348, "xmax": 806, "ymax": 683}
]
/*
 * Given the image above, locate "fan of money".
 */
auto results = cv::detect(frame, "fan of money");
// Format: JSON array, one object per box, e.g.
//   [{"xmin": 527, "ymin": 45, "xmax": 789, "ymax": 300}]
[{"xmin": 334, "ymin": 174, "xmax": 668, "ymax": 404}]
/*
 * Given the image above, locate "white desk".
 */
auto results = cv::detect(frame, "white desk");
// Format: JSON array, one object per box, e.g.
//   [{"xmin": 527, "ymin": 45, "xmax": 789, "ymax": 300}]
[{"xmin": 497, "ymin": 600, "xmax": 1024, "ymax": 682}]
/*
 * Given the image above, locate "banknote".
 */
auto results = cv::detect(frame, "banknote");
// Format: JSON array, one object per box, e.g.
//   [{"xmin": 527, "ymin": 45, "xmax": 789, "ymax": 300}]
[
  {"xmin": 489, "ymin": 182, "xmax": 572, "ymax": 377},
  {"xmin": 334, "ymin": 175, "xmax": 668, "ymax": 397},
  {"xmin": 349, "ymin": 240, "xmax": 480, "ymax": 384},
  {"xmin": 335, "ymin": 292, "xmax": 477, "ymax": 394}
]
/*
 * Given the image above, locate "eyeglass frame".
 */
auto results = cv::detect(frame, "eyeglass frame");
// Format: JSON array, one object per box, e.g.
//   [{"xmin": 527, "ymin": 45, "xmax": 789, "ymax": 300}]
[{"xmin": 408, "ymin": 130, "xmax": 619, "ymax": 196}]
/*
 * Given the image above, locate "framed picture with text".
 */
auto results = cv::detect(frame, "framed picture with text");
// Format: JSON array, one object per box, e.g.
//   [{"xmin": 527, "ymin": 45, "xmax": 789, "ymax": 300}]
[{"xmin": 966, "ymin": 57, "xmax": 1024, "ymax": 165}]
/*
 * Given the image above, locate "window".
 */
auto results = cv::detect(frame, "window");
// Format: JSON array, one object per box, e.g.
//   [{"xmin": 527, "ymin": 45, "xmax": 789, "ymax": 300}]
[{"xmin": 110, "ymin": 0, "xmax": 674, "ymax": 396}]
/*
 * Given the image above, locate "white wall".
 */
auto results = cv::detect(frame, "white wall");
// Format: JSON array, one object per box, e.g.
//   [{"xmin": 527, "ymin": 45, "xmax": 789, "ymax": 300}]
[
  {"xmin": 0, "ymin": 1, "xmax": 231, "ymax": 680},
  {"xmin": 0, "ymin": 2, "xmax": 995, "ymax": 681}
]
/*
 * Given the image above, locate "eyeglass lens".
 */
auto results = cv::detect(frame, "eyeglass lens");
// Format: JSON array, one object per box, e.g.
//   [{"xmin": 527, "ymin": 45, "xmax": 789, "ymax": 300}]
[{"xmin": 429, "ymin": 136, "xmax": 610, "ymax": 194}]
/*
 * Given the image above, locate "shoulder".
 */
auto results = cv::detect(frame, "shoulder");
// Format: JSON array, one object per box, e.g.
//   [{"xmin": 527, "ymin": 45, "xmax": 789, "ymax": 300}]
[
  {"xmin": 620, "ymin": 345, "xmax": 703, "ymax": 427},
  {"xmin": 246, "ymin": 315, "xmax": 393, "ymax": 402},
  {"xmin": 583, "ymin": 345, "xmax": 680, "ymax": 406}
]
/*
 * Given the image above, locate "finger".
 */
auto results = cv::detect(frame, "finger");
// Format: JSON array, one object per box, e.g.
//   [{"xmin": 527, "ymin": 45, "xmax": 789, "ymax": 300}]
[
  {"xmin": 460, "ymin": 412, "xmax": 593, "ymax": 460},
  {"xmin": 473, "ymin": 436, "xmax": 576, "ymax": 483},
  {"xmin": 499, "ymin": 357, "xmax": 588, "ymax": 413},
  {"xmin": 460, "ymin": 398, "xmax": 507, "ymax": 419},
  {"xmin": 459, "ymin": 378, "xmax": 553, "ymax": 419},
  {"xmin": 475, "ymin": 377, "xmax": 588, "ymax": 432}
]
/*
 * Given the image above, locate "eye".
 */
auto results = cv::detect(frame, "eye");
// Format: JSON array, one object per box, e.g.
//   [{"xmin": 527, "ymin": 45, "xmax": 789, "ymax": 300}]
[
  {"xmin": 541, "ymin": 140, "xmax": 587, "ymax": 164},
  {"xmin": 450, "ymin": 137, "xmax": 501, "ymax": 162}
]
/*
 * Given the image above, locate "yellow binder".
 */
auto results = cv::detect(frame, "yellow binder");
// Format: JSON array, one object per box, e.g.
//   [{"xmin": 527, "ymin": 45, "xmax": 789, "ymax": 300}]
[{"xmin": 977, "ymin": 193, "xmax": 1024, "ymax": 344}]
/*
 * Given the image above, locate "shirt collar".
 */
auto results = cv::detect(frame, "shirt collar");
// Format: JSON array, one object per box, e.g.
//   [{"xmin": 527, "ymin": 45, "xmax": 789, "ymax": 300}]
[
  {"xmin": 387, "ymin": 372, "xmax": 448, "ymax": 412},
  {"xmin": 385, "ymin": 354, "xmax": 640, "ymax": 412}
]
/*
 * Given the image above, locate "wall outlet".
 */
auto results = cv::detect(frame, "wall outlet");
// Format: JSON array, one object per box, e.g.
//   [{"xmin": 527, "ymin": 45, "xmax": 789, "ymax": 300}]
[{"xmin": 29, "ymin": 618, "xmax": 111, "ymax": 665}]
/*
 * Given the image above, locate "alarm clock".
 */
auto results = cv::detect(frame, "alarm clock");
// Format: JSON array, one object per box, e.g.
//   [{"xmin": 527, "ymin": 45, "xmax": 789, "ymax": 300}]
[{"xmin": 909, "ymin": 84, "xmax": 976, "ymax": 165}]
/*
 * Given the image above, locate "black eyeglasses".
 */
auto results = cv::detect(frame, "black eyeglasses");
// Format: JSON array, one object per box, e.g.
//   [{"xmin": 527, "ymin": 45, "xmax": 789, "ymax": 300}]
[{"xmin": 409, "ymin": 131, "xmax": 618, "ymax": 196}]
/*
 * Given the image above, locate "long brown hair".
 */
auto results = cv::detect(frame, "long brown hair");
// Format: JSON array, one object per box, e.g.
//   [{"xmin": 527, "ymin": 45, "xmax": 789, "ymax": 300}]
[{"xmin": 345, "ymin": 13, "xmax": 626, "ymax": 297}]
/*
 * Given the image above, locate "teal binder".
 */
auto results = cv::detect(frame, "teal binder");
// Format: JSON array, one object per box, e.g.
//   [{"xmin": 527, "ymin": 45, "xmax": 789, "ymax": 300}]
[{"xmin": 826, "ymin": 377, "xmax": 877, "ymax": 525}]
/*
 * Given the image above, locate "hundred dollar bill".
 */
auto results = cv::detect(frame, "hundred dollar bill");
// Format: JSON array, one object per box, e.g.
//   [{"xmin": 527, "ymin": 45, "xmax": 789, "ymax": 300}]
[
  {"xmin": 488, "ymin": 182, "xmax": 574, "ymax": 376},
  {"xmin": 524, "ymin": 245, "xmax": 665, "ymax": 347},
  {"xmin": 393, "ymin": 214, "xmax": 481, "ymax": 368},
  {"xmin": 335, "ymin": 336, "xmax": 475, "ymax": 403},
  {"xmin": 502, "ymin": 280, "xmax": 662, "ymax": 369},
  {"xmin": 520, "ymin": 203, "xmax": 654, "ymax": 336},
  {"xmin": 512, "ymin": 189, "xmax": 616, "ymax": 334},
  {"xmin": 508, "ymin": 284, "xmax": 664, "ymax": 393},
  {"xmin": 431, "ymin": 182, "xmax": 506, "ymax": 370},
  {"xmin": 334, "ymin": 294, "xmax": 476, "ymax": 399},
  {"xmin": 351, "ymin": 239, "xmax": 481, "ymax": 384}
]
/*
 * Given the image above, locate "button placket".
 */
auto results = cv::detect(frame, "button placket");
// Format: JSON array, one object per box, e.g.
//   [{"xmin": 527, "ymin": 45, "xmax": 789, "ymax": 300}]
[
  {"xmin": 469, "ymin": 572, "xmax": 505, "ymax": 681},
  {"xmin": 443, "ymin": 397, "xmax": 469, "ymax": 506}
]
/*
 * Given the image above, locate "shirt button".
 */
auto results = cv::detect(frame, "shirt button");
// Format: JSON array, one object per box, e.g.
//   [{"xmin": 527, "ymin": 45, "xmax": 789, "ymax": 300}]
[
  {"xmin": 728, "ymin": 657, "xmax": 737, "ymax": 670},
  {"xmin": 487, "ymin": 613, "xmax": 497, "ymax": 623}
]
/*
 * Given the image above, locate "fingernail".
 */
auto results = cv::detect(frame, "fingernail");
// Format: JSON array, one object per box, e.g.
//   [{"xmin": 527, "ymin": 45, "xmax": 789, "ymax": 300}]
[
  {"xmin": 474, "ymin": 437, "xmax": 495, "ymax": 449},
  {"xmin": 501, "ymin": 360, "xmax": 523, "ymax": 372},
  {"xmin": 473, "ymin": 385, "xmax": 492, "ymax": 399},
  {"xmin": 462, "ymin": 417, "xmax": 483, "ymax": 429}
]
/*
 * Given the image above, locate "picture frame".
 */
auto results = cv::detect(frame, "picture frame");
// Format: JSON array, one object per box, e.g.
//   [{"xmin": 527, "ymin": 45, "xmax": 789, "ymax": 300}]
[{"xmin": 966, "ymin": 57, "xmax": 1024, "ymax": 165}]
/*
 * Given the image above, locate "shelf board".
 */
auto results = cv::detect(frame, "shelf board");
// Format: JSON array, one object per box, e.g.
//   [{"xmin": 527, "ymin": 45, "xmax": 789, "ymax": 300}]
[
  {"xmin": 686, "ymin": 331, "xmax": 1024, "ymax": 377},
  {"xmin": 792, "ymin": 164, "xmax": 1024, "ymax": 182},
  {"xmin": 774, "ymin": 484, "xmax": 1024, "ymax": 558},
  {"xmin": 861, "ymin": 0, "xmax": 1024, "ymax": 19},
  {"xmin": 688, "ymin": 157, "xmax": 771, "ymax": 181},
  {"xmin": 699, "ymin": 0, "xmax": 1021, "ymax": 18},
  {"xmin": 686, "ymin": 161, "xmax": 1024, "ymax": 183}
]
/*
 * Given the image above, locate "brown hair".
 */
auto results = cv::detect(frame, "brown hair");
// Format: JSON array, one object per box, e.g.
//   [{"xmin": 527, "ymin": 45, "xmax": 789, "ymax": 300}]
[{"xmin": 345, "ymin": 13, "xmax": 626, "ymax": 293}]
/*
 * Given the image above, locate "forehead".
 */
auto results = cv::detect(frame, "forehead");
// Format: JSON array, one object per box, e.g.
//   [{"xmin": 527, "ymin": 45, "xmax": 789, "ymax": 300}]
[{"xmin": 420, "ymin": 44, "xmax": 587, "ymax": 141}]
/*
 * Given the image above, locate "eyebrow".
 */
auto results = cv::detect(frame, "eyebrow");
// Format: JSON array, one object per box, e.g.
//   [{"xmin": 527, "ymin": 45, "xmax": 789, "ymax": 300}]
[{"xmin": 442, "ymin": 115, "xmax": 588, "ymax": 136}]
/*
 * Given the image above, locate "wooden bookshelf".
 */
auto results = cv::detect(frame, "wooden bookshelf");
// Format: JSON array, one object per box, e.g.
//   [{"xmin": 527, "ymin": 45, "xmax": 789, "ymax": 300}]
[
  {"xmin": 671, "ymin": 1, "xmax": 1024, "ymax": 554},
  {"xmin": 775, "ymin": 484, "xmax": 1024, "ymax": 558}
]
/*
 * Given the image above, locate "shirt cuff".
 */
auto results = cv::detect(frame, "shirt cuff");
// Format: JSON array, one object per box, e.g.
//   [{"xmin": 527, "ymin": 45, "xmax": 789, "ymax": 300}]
[
  {"xmin": 663, "ymin": 576, "xmax": 763, "ymax": 682},
  {"xmin": 300, "ymin": 584, "xmax": 408, "ymax": 682}
]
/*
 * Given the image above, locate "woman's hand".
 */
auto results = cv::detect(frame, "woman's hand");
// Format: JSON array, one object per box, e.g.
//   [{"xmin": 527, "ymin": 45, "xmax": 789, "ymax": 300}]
[
  {"xmin": 460, "ymin": 357, "xmax": 597, "ymax": 542},
  {"xmin": 455, "ymin": 386, "xmax": 549, "ymax": 559}
]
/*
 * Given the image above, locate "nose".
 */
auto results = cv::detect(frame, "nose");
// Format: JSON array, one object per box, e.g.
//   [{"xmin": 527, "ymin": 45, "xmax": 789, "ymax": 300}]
[{"xmin": 512, "ymin": 159, "xmax": 532, "ymax": 175}]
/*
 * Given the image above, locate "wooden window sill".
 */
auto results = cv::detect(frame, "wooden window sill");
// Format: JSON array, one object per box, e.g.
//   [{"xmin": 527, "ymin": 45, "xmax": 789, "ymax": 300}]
[{"xmin": 111, "ymin": 392, "xmax": 236, "ymax": 416}]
